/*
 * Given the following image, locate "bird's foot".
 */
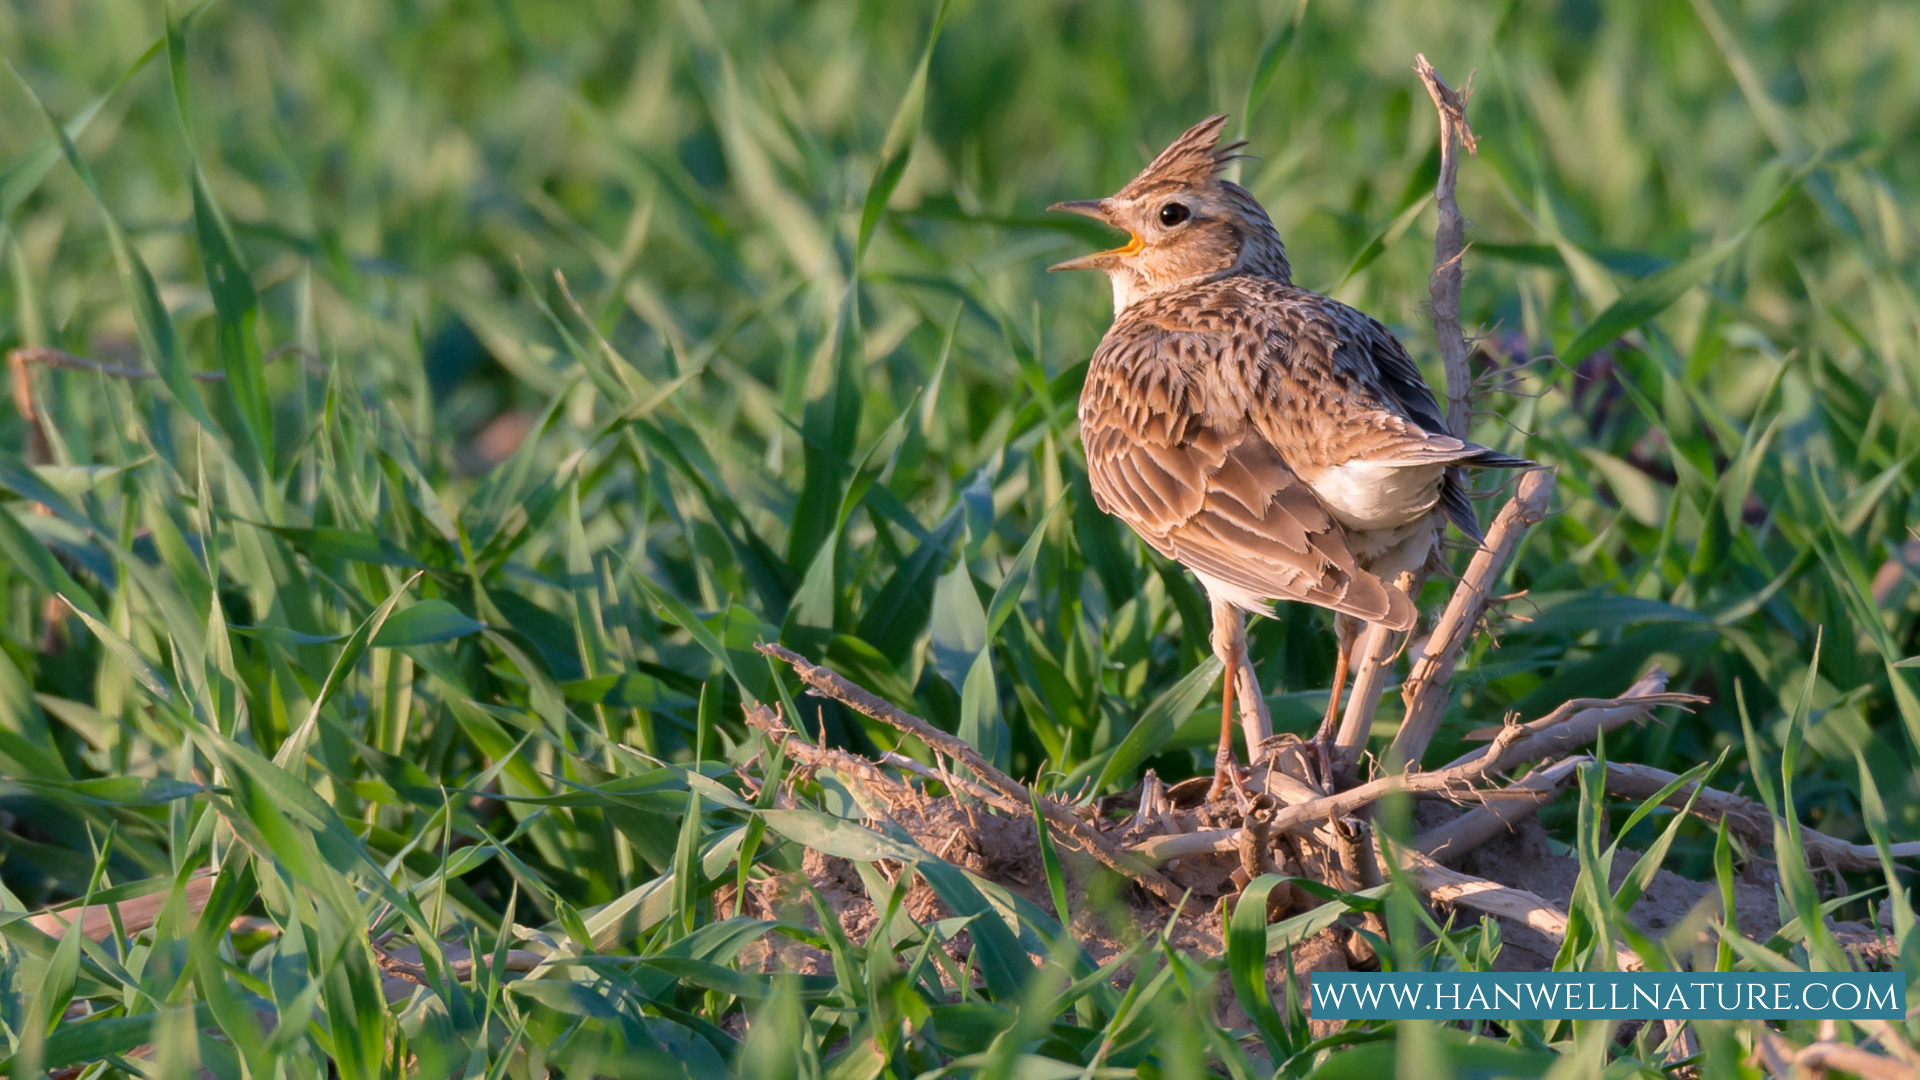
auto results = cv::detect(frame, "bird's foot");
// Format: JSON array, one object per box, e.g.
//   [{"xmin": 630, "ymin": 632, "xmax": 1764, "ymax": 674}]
[
  {"xmin": 1310, "ymin": 731, "xmax": 1338, "ymax": 791},
  {"xmin": 1207, "ymin": 746, "xmax": 1252, "ymax": 810}
]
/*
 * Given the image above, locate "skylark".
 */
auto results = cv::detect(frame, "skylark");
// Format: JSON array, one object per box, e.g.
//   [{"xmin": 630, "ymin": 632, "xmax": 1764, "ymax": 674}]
[{"xmin": 1051, "ymin": 115, "xmax": 1527, "ymax": 797}]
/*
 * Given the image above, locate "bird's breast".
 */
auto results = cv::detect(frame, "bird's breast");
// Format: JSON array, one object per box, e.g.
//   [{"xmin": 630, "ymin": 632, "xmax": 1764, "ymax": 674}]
[{"xmin": 1304, "ymin": 459, "xmax": 1445, "ymax": 531}]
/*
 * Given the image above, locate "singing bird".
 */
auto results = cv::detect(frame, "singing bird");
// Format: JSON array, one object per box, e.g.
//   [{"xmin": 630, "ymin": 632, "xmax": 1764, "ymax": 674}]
[{"xmin": 1051, "ymin": 116, "xmax": 1526, "ymax": 797}]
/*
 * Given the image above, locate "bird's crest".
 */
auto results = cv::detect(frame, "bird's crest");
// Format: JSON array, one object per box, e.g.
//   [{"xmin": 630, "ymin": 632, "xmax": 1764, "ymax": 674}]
[{"xmin": 1119, "ymin": 115, "xmax": 1249, "ymax": 196}]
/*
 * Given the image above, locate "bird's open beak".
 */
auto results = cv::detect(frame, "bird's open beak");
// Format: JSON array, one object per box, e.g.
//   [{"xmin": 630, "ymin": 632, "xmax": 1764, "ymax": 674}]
[{"xmin": 1047, "ymin": 199, "xmax": 1137, "ymax": 272}]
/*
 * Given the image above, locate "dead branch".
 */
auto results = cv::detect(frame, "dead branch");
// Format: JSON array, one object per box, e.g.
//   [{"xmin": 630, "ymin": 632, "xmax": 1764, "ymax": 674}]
[
  {"xmin": 1411, "ymin": 675, "xmax": 1702, "ymax": 863},
  {"xmin": 756, "ymin": 643, "xmax": 1184, "ymax": 903},
  {"xmin": 1440, "ymin": 669, "xmax": 1692, "ymax": 772},
  {"xmin": 1415, "ymin": 53, "xmax": 1478, "ymax": 436},
  {"xmin": 1133, "ymin": 718, "xmax": 1535, "ymax": 863},
  {"xmin": 1393, "ymin": 843, "xmax": 1645, "ymax": 971},
  {"xmin": 28, "ymin": 874, "xmax": 215, "ymax": 941},
  {"xmin": 1660, "ymin": 1018, "xmax": 1698, "ymax": 1067},
  {"xmin": 1755, "ymin": 1030, "xmax": 1917, "ymax": 1080},
  {"xmin": 1332, "ymin": 575, "xmax": 1418, "ymax": 786},
  {"xmin": 1252, "ymin": 748, "xmax": 1325, "ymax": 807},
  {"xmin": 1602, "ymin": 761, "xmax": 1920, "ymax": 872},
  {"xmin": 1415, "ymin": 756, "xmax": 1583, "ymax": 863},
  {"xmin": 1384, "ymin": 467, "xmax": 1556, "ymax": 771},
  {"xmin": 1456, "ymin": 687, "xmax": 1700, "ymax": 748},
  {"xmin": 1327, "ymin": 58, "xmax": 1481, "ymax": 783},
  {"xmin": 742, "ymin": 703, "xmax": 935, "ymax": 831},
  {"xmin": 373, "ymin": 941, "xmax": 545, "ymax": 988},
  {"xmin": 879, "ymin": 749, "xmax": 1025, "ymax": 814},
  {"xmin": 1138, "ymin": 678, "xmax": 1678, "ymax": 863}
]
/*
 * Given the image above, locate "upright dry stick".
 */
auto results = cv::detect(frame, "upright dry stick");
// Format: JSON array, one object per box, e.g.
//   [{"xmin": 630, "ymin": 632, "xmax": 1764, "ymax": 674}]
[
  {"xmin": 1415, "ymin": 53, "xmax": 1479, "ymax": 436},
  {"xmin": 1383, "ymin": 466, "xmax": 1555, "ymax": 771},
  {"xmin": 1331, "ymin": 57, "xmax": 1484, "ymax": 775}
]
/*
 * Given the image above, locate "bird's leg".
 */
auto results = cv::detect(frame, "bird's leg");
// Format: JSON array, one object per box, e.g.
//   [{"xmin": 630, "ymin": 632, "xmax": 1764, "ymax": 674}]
[
  {"xmin": 1312, "ymin": 615, "xmax": 1362, "ymax": 786},
  {"xmin": 1207, "ymin": 600, "xmax": 1252, "ymax": 805},
  {"xmin": 1207, "ymin": 656, "xmax": 1238, "ymax": 802}
]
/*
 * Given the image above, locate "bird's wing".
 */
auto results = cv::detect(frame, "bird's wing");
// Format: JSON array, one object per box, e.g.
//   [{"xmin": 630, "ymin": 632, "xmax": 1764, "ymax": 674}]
[
  {"xmin": 1261, "ymin": 292, "xmax": 1525, "ymax": 467},
  {"xmin": 1264, "ymin": 290, "xmax": 1533, "ymax": 541},
  {"xmin": 1079, "ymin": 324, "xmax": 1415, "ymax": 628}
]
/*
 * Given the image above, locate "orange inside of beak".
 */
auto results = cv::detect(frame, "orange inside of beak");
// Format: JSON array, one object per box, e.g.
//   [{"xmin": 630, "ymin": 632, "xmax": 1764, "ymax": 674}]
[{"xmin": 1108, "ymin": 232, "xmax": 1144, "ymax": 258}]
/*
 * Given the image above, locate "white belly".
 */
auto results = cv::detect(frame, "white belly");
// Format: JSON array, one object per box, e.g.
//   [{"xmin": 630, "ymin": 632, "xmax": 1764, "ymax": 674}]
[{"xmin": 1309, "ymin": 460, "xmax": 1445, "ymax": 531}]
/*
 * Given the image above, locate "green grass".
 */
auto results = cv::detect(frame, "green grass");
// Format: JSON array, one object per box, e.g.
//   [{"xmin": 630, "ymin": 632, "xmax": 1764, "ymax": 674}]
[{"xmin": 1, "ymin": 0, "xmax": 1918, "ymax": 1075}]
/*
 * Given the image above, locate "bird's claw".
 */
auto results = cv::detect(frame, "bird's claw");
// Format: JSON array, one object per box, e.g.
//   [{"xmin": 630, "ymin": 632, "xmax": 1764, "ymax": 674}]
[{"xmin": 1208, "ymin": 750, "xmax": 1253, "ymax": 812}]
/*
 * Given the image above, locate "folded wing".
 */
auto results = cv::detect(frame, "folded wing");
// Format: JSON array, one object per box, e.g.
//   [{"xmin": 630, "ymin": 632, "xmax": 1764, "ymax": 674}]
[{"xmin": 1080, "ymin": 334, "xmax": 1416, "ymax": 629}]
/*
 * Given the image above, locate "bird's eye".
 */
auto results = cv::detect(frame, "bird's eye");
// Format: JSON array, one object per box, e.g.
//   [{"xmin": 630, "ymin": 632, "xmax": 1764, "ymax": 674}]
[{"xmin": 1159, "ymin": 202, "xmax": 1191, "ymax": 227}]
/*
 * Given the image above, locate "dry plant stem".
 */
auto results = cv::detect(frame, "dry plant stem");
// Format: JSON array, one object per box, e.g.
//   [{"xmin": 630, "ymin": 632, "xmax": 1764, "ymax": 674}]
[
  {"xmin": 744, "ymin": 704, "xmax": 929, "ymax": 825},
  {"xmin": 1415, "ymin": 756, "xmax": 1582, "ymax": 862},
  {"xmin": 1323, "ymin": 60, "xmax": 1478, "ymax": 785},
  {"xmin": 374, "ymin": 944, "xmax": 545, "ymax": 987},
  {"xmin": 1332, "ymin": 570, "xmax": 1422, "ymax": 784},
  {"xmin": 1661, "ymin": 1019, "xmax": 1698, "ymax": 1067},
  {"xmin": 1134, "ymin": 719, "xmax": 1533, "ymax": 862},
  {"xmin": 28, "ymin": 874, "xmax": 214, "ymax": 940},
  {"xmin": 1414, "ymin": 54, "xmax": 1478, "ymax": 437},
  {"xmin": 1602, "ymin": 761, "xmax": 1920, "ymax": 871},
  {"xmin": 1438, "ymin": 673, "xmax": 1694, "ymax": 777},
  {"xmin": 1137, "ymin": 680, "xmax": 1677, "ymax": 862},
  {"xmin": 879, "ymin": 750, "xmax": 1023, "ymax": 814},
  {"xmin": 1755, "ymin": 1030, "xmax": 1917, "ymax": 1080},
  {"xmin": 756, "ymin": 643, "xmax": 1185, "ymax": 903},
  {"xmin": 1214, "ymin": 598, "xmax": 1273, "ymax": 763},
  {"xmin": 1443, "ymin": 678, "xmax": 1698, "ymax": 767},
  {"xmin": 1863, "ymin": 1023, "xmax": 1920, "ymax": 1071},
  {"xmin": 1384, "ymin": 467, "xmax": 1556, "ymax": 771},
  {"xmin": 1332, "ymin": 621, "xmax": 1397, "ymax": 767},
  {"xmin": 1257, "ymin": 758, "xmax": 1324, "ymax": 807},
  {"xmin": 1393, "ymin": 843, "xmax": 1645, "ymax": 972}
]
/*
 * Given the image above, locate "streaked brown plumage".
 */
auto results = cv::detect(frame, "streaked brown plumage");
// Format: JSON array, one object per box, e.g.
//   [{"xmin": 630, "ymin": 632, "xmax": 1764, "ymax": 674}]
[{"xmin": 1052, "ymin": 115, "xmax": 1526, "ymax": 796}]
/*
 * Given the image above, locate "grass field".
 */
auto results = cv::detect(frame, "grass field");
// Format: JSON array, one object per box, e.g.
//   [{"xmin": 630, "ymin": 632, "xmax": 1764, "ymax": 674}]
[{"xmin": 2, "ymin": 0, "xmax": 1919, "ymax": 1075}]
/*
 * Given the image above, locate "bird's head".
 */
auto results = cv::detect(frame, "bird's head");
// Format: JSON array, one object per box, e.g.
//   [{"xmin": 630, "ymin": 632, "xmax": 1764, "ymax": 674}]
[{"xmin": 1049, "ymin": 115, "xmax": 1291, "ymax": 312}]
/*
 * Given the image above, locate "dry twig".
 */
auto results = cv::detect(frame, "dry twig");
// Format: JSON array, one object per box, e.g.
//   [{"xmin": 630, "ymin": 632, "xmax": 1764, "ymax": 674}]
[
  {"xmin": 756, "ymin": 643, "xmax": 1184, "ymax": 903},
  {"xmin": 1754, "ymin": 1030, "xmax": 1917, "ymax": 1080},
  {"xmin": 1134, "ymin": 719, "xmax": 1536, "ymax": 862},
  {"xmin": 1332, "ymin": 580, "xmax": 1417, "ymax": 784},
  {"xmin": 372, "ymin": 942, "xmax": 545, "ymax": 988},
  {"xmin": 1415, "ymin": 756, "xmax": 1583, "ymax": 863},
  {"xmin": 1414, "ymin": 53, "xmax": 1478, "ymax": 436},
  {"xmin": 28, "ymin": 874, "xmax": 215, "ymax": 941},
  {"xmin": 1329, "ymin": 58, "xmax": 1482, "ymax": 775},
  {"xmin": 1440, "ymin": 669, "xmax": 1694, "ymax": 772},
  {"xmin": 1141, "ymin": 677, "xmax": 1679, "ymax": 862},
  {"xmin": 1383, "ymin": 467, "xmax": 1556, "ymax": 771},
  {"xmin": 1602, "ymin": 760, "xmax": 1920, "ymax": 872},
  {"xmin": 879, "ymin": 750, "xmax": 1024, "ymax": 814},
  {"xmin": 1394, "ymin": 843, "xmax": 1644, "ymax": 971}
]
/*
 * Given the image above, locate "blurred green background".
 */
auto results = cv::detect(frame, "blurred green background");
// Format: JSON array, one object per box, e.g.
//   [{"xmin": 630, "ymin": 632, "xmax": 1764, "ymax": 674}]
[{"xmin": 2, "ymin": 0, "xmax": 1919, "ymax": 1074}]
